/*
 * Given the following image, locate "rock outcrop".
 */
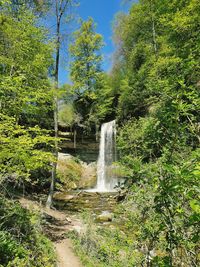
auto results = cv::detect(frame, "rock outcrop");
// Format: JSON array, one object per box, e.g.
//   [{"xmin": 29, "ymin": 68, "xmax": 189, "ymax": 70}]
[{"xmin": 56, "ymin": 153, "xmax": 97, "ymax": 191}]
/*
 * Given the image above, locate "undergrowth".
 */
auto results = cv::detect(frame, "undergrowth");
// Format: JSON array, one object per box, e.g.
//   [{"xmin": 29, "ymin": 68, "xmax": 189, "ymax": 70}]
[{"xmin": 0, "ymin": 195, "xmax": 56, "ymax": 267}]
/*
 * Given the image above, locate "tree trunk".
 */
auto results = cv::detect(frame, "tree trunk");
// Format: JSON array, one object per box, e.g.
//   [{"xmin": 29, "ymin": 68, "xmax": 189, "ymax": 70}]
[
  {"xmin": 46, "ymin": 90, "xmax": 58, "ymax": 208},
  {"xmin": 74, "ymin": 127, "xmax": 77, "ymax": 149},
  {"xmin": 150, "ymin": 0, "xmax": 157, "ymax": 57},
  {"xmin": 152, "ymin": 17, "xmax": 157, "ymax": 56},
  {"xmin": 46, "ymin": 0, "xmax": 74, "ymax": 208},
  {"xmin": 46, "ymin": 161, "xmax": 56, "ymax": 207},
  {"xmin": 46, "ymin": 2, "xmax": 60, "ymax": 208},
  {"xmin": 95, "ymin": 123, "xmax": 99, "ymax": 142}
]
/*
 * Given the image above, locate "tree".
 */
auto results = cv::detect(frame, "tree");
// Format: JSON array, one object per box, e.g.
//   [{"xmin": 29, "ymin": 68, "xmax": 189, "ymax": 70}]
[
  {"xmin": 0, "ymin": 2, "xmax": 54, "ymax": 189},
  {"xmin": 46, "ymin": 0, "xmax": 76, "ymax": 208},
  {"xmin": 69, "ymin": 18, "xmax": 103, "ymax": 127},
  {"xmin": 107, "ymin": 0, "xmax": 200, "ymax": 265},
  {"xmin": 86, "ymin": 72, "xmax": 116, "ymax": 136}
]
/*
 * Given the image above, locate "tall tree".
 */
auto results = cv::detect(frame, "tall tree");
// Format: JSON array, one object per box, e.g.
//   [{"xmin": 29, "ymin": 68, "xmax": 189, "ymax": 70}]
[
  {"xmin": 46, "ymin": 0, "xmax": 75, "ymax": 208},
  {"xmin": 69, "ymin": 18, "xmax": 103, "ymax": 127}
]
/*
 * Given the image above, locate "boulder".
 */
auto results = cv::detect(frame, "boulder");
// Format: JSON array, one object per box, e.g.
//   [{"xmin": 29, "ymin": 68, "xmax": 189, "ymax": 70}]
[
  {"xmin": 96, "ymin": 211, "xmax": 113, "ymax": 222},
  {"xmin": 115, "ymin": 189, "xmax": 127, "ymax": 202},
  {"xmin": 58, "ymin": 152, "xmax": 74, "ymax": 161},
  {"xmin": 53, "ymin": 192, "xmax": 74, "ymax": 201}
]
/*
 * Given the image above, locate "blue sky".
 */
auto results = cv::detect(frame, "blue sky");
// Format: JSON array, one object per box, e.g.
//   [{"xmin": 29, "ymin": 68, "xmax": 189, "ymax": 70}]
[{"xmin": 59, "ymin": 0, "xmax": 127, "ymax": 85}]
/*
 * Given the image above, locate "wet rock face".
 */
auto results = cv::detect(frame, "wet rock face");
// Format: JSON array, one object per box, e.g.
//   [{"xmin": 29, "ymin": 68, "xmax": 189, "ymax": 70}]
[
  {"xmin": 57, "ymin": 154, "xmax": 82, "ymax": 191},
  {"xmin": 60, "ymin": 137, "xmax": 99, "ymax": 163},
  {"xmin": 57, "ymin": 152, "xmax": 97, "ymax": 191},
  {"xmin": 78, "ymin": 162, "xmax": 97, "ymax": 189}
]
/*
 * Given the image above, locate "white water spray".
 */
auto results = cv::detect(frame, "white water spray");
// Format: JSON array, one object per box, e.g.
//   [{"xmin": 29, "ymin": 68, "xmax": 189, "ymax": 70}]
[{"xmin": 95, "ymin": 120, "xmax": 118, "ymax": 192}]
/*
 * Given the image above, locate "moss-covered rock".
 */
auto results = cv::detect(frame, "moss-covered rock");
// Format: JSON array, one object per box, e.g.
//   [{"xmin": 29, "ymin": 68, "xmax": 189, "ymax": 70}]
[
  {"xmin": 78, "ymin": 162, "xmax": 97, "ymax": 189},
  {"xmin": 56, "ymin": 153, "xmax": 97, "ymax": 191},
  {"xmin": 56, "ymin": 153, "xmax": 83, "ymax": 191},
  {"xmin": 96, "ymin": 211, "xmax": 113, "ymax": 222},
  {"xmin": 53, "ymin": 192, "xmax": 74, "ymax": 201}
]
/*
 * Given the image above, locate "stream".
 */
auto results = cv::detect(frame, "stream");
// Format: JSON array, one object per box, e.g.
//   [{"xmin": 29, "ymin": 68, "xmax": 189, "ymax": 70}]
[
  {"xmin": 54, "ymin": 191, "xmax": 118, "ymax": 217},
  {"xmin": 55, "ymin": 120, "xmax": 123, "ymax": 224}
]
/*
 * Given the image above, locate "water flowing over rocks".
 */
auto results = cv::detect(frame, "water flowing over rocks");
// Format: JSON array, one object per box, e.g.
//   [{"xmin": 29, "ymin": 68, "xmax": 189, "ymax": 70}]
[{"xmin": 53, "ymin": 191, "xmax": 118, "ymax": 219}]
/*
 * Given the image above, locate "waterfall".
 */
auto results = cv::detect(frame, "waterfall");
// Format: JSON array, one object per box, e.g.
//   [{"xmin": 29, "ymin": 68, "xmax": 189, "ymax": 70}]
[{"xmin": 96, "ymin": 120, "xmax": 118, "ymax": 192}]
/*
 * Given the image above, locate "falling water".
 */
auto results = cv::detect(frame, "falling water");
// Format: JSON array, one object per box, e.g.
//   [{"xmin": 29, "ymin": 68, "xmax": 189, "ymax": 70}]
[{"xmin": 96, "ymin": 120, "xmax": 118, "ymax": 192}]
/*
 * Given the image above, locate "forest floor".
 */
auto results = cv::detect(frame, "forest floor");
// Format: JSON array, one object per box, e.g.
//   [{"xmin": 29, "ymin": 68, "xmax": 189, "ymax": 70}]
[{"xmin": 19, "ymin": 197, "xmax": 83, "ymax": 267}]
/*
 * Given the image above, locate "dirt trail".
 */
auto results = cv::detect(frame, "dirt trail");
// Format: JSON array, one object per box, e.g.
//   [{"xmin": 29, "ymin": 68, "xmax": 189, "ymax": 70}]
[
  {"xmin": 19, "ymin": 198, "xmax": 83, "ymax": 267},
  {"xmin": 55, "ymin": 239, "xmax": 82, "ymax": 267}
]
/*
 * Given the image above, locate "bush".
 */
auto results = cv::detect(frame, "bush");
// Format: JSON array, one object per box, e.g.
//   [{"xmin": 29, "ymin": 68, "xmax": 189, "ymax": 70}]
[{"xmin": 0, "ymin": 196, "xmax": 56, "ymax": 267}]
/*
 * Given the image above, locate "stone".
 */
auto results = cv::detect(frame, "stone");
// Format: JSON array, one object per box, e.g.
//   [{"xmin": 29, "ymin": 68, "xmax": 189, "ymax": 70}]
[
  {"xmin": 96, "ymin": 211, "xmax": 113, "ymax": 222},
  {"xmin": 114, "ymin": 189, "xmax": 127, "ymax": 202},
  {"xmin": 58, "ymin": 152, "xmax": 74, "ymax": 161},
  {"xmin": 53, "ymin": 192, "xmax": 74, "ymax": 201},
  {"xmin": 56, "ymin": 153, "xmax": 83, "ymax": 191}
]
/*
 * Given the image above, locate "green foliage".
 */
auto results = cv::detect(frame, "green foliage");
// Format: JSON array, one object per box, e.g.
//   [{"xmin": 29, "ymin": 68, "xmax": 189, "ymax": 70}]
[
  {"xmin": 0, "ymin": 196, "xmax": 56, "ymax": 267},
  {"xmin": 87, "ymin": 73, "xmax": 115, "ymax": 125},
  {"xmin": 0, "ymin": 7, "xmax": 53, "ymax": 127},
  {"xmin": 0, "ymin": 0, "xmax": 199, "ymax": 266},
  {"xmin": 71, "ymin": 0, "xmax": 199, "ymax": 266},
  {"xmin": 67, "ymin": 1, "xmax": 200, "ymax": 264},
  {"xmin": 68, "ymin": 18, "xmax": 118, "ymax": 131},
  {"xmin": 0, "ymin": 114, "xmax": 55, "ymax": 187},
  {"xmin": 69, "ymin": 214, "xmax": 143, "ymax": 267},
  {"xmin": 70, "ymin": 17, "xmax": 103, "ymax": 95},
  {"xmin": 58, "ymin": 103, "xmax": 80, "ymax": 128},
  {"xmin": 71, "ymin": 152, "xmax": 199, "ymax": 266},
  {"xmin": 0, "ymin": 231, "xmax": 28, "ymax": 263},
  {"xmin": 112, "ymin": 0, "xmax": 200, "ymax": 121},
  {"xmin": 112, "ymin": 1, "xmax": 200, "ymax": 264},
  {"xmin": 56, "ymin": 158, "xmax": 82, "ymax": 190},
  {"xmin": 70, "ymin": 18, "xmax": 114, "ymax": 128},
  {"xmin": 0, "ymin": 3, "xmax": 55, "ymax": 190}
]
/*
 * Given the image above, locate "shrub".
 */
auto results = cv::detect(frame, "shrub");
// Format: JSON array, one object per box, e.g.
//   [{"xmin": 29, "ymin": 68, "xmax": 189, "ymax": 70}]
[{"xmin": 0, "ymin": 196, "xmax": 56, "ymax": 267}]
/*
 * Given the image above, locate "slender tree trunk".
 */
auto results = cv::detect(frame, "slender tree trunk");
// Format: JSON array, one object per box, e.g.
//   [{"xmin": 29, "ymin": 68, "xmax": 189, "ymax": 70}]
[
  {"xmin": 46, "ymin": 93, "xmax": 58, "ymax": 207},
  {"xmin": 46, "ymin": 6, "xmax": 60, "ymax": 208},
  {"xmin": 95, "ymin": 123, "xmax": 99, "ymax": 142},
  {"xmin": 74, "ymin": 127, "xmax": 77, "ymax": 149},
  {"xmin": 46, "ymin": 0, "xmax": 73, "ymax": 208},
  {"xmin": 150, "ymin": 0, "xmax": 157, "ymax": 57}
]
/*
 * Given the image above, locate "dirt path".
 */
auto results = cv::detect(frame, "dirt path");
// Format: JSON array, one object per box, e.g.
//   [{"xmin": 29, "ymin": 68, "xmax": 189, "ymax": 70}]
[
  {"xmin": 55, "ymin": 239, "xmax": 82, "ymax": 267},
  {"xmin": 19, "ymin": 198, "xmax": 83, "ymax": 267}
]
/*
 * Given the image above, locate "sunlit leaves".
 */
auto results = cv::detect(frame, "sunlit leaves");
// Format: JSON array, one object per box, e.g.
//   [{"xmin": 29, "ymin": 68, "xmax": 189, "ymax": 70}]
[
  {"xmin": 0, "ymin": 4, "xmax": 54, "ymax": 188},
  {"xmin": 0, "ymin": 114, "xmax": 55, "ymax": 185},
  {"xmin": 114, "ymin": 0, "xmax": 200, "ymax": 265},
  {"xmin": 70, "ymin": 18, "xmax": 103, "ymax": 95}
]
